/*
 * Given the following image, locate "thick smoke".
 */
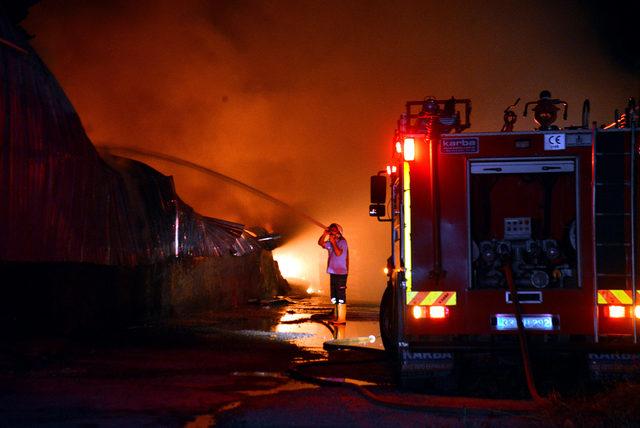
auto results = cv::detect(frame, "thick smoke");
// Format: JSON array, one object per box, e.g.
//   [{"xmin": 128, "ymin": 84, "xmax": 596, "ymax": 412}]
[{"xmin": 25, "ymin": 0, "xmax": 639, "ymax": 302}]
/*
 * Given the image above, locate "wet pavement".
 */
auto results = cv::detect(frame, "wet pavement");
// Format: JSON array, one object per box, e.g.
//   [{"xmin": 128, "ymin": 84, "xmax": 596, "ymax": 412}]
[
  {"xmin": 0, "ymin": 294, "xmax": 390, "ymax": 427},
  {"xmin": 273, "ymin": 297, "xmax": 383, "ymax": 353},
  {"xmin": 0, "ymin": 294, "xmax": 613, "ymax": 427}
]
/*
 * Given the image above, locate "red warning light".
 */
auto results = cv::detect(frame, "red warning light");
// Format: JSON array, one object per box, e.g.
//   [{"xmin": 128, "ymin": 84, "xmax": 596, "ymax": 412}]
[
  {"xmin": 395, "ymin": 141, "xmax": 402, "ymax": 154},
  {"xmin": 607, "ymin": 305, "xmax": 627, "ymax": 318},
  {"xmin": 403, "ymin": 138, "xmax": 415, "ymax": 161},
  {"xmin": 429, "ymin": 306, "xmax": 447, "ymax": 319}
]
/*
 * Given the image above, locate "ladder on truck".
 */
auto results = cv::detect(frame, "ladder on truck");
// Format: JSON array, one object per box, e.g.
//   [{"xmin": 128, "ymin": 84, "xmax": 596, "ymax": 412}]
[{"xmin": 593, "ymin": 125, "xmax": 638, "ymax": 342}]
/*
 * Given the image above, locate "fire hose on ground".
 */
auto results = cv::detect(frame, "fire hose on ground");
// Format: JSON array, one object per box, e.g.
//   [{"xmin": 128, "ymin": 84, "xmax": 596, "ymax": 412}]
[
  {"xmin": 502, "ymin": 261, "xmax": 545, "ymax": 403},
  {"xmin": 284, "ymin": 304, "xmax": 549, "ymax": 417},
  {"xmin": 286, "ymin": 356, "xmax": 545, "ymax": 417}
]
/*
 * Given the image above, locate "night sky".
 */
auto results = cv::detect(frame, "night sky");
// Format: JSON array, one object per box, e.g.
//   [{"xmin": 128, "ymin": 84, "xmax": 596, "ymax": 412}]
[{"xmin": 24, "ymin": 0, "xmax": 639, "ymax": 302}]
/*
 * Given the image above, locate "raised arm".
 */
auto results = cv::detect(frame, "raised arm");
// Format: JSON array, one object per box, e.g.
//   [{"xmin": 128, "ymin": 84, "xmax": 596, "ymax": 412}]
[
  {"xmin": 328, "ymin": 235, "xmax": 343, "ymax": 256},
  {"xmin": 318, "ymin": 229, "xmax": 329, "ymax": 248}
]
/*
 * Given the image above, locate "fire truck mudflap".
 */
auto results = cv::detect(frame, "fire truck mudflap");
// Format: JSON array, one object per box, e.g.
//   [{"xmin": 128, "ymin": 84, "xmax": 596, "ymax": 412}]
[
  {"xmin": 399, "ymin": 350, "xmax": 454, "ymax": 375},
  {"xmin": 398, "ymin": 348, "xmax": 456, "ymax": 389},
  {"xmin": 588, "ymin": 352, "xmax": 640, "ymax": 381}
]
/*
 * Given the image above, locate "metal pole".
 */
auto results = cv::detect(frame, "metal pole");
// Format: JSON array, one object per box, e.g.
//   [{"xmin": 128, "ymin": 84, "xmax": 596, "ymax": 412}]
[
  {"xmin": 593, "ymin": 127, "xmax": 599, "ymax": 343},
  {"xmin": 390, "ymin": 177, "xmax": 395, "ymax": 267},
  {"xmin": 631, "ymin": 118, "xmax": 637, "ymax": 343},
  {"xmin": 397, "ymin": 164, "xmax": 407, "ymax": 349}
]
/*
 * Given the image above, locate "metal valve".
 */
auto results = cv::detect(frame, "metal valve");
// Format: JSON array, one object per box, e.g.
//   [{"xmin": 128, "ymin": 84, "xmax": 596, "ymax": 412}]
[{"xmin": 523, "ymin": 90, "xmax": 568, "ymax": 130}]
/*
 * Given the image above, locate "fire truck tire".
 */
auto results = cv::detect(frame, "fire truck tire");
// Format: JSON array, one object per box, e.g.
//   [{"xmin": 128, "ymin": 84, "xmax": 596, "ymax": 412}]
[{"xmin": 379, "ymin": 285, "xmax": 397, "ymax": 356}]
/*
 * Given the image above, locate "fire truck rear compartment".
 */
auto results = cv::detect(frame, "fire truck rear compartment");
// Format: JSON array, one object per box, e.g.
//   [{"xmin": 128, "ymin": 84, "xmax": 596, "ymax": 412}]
[
  {"xmin": 404, "ymin": 156, "xmax": 592, "ymax": 339},
  {"xmin": 469, "ymin": 158, "xmax": 579, "ymax": 291}
]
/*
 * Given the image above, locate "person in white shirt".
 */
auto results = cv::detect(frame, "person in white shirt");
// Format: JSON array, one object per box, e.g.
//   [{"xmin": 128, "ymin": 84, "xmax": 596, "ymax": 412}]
[{"xmin": 317, "ymin": 223, "xmax": 349, "ymax": 324}]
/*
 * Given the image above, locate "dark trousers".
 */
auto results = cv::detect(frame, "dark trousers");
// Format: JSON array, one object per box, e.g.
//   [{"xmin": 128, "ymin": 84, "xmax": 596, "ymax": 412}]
[{"xmin": 330, "ymin": 274, "xmax": 347, "ymax": 304}]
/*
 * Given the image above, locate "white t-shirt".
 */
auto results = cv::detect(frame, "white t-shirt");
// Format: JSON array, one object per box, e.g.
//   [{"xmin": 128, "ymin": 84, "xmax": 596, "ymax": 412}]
[{"xmin": 323, "ymin": 238, "xmax": 348, "ymax": 274}]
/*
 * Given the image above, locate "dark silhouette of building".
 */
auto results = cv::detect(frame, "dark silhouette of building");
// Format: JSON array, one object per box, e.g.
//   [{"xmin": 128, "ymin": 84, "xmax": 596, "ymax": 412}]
[{"xmin": 0, "ymin": 2, "xmax": 287, "ymax": 335}]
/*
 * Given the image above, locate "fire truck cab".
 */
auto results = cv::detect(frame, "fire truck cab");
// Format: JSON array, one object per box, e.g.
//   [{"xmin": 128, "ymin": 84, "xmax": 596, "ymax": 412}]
[{"xmin": 371, "ymin": 94, "xmax": 640, "ymax": 385}]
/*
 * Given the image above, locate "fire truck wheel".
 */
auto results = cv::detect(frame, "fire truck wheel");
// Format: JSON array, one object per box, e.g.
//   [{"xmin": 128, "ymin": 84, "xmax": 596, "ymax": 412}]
[{"xmin": 379, "ymin": 285, "xmax": 397, "ymax": 356}]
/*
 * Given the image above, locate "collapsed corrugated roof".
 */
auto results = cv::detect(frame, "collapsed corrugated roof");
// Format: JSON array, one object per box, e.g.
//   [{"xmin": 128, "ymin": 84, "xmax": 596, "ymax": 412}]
[{"xmin": 0, "ymin": 4, "xmax": 258, "ymax": 266}]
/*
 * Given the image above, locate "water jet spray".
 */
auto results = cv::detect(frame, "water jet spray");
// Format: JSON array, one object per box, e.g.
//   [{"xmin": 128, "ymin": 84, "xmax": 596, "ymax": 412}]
[{"xmin": 98, "ymin": 146, "xmax": 327, "ymax": 230}]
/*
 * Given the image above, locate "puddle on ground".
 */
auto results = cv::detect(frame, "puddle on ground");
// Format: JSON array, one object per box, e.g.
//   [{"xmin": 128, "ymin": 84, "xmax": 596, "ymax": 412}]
[
  {"xmin": 227, "ymin": 371, "xmax": 319, "ymax": 396},
  {"xmin": 218, "ymin": 296, "xmax": 384, "ymax": 353},
  {"xmin": 273, "ymin": 297, "xmax": 383, "ymax": 352},
  {"xmin": 184, "ymin": 413, "xmax": 216, "ymax": 428},
  {"xmin": 187, "ymin": 297, "xmax": 385, "ymax": 427},
  {"xmin": 236, "ymin": 379, "xmax": 318, "ymax": 396}
]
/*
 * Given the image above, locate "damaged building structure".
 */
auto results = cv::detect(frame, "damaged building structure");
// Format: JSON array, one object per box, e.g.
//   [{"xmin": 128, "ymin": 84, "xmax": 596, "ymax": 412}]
[{"xmin": 0, "ymin": 2, "xmax": 288, "ymax": 336}]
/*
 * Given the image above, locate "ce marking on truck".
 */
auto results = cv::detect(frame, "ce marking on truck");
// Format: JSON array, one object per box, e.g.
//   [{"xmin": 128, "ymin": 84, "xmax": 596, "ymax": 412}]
[{"xmin": 544, "ymin": 133, "xmax": 566, "ymax": 151}]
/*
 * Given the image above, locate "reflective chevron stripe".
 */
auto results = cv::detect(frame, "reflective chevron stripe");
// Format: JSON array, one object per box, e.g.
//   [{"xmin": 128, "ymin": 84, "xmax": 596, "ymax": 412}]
[
  {"xmin": 407, "ymin": 291, "xmax": 457, "ymax": 306},
  {"xmin": 597, "ymin": 290, "xmax": 640, "ymax": 305}
]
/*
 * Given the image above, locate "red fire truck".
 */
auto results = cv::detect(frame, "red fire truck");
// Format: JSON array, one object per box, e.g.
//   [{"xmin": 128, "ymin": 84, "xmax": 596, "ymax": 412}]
[{"xmin": 370, "ymin": 93, "xmax": 640, "ymax": 385}]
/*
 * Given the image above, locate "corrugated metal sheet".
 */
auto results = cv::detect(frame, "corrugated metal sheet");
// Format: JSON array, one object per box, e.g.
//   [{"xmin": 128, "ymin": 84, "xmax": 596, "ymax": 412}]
[{"xmin": 0, "ymin": 7, "xmax": 258, "ymax": 266}]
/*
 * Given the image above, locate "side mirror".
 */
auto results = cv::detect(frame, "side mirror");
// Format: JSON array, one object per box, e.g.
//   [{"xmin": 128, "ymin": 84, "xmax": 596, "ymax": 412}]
[{"xmin": 370, "ymin": 175, "xmax": 386, "ymax": 204}]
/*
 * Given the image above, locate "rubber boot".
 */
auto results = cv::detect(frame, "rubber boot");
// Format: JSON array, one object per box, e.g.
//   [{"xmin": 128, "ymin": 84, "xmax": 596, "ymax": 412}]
[
  {"xmin": 329, "ymin": 304, "xmax": 339, "ymax": 323},
  {"xmin": 334, "ymin": 303, "xmax": 347, "ymax": 324}
]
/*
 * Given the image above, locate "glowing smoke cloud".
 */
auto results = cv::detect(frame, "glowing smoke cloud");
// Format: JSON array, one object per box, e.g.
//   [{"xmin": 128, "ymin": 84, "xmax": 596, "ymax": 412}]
[{"xmin": 25, "ymin": 0, "xmax": 639, "ymax": 302}]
